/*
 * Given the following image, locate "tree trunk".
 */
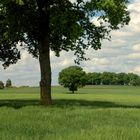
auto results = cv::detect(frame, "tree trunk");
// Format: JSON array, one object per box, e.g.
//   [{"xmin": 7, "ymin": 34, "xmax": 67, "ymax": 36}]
[{"xmin": 39, "ymin": 37, "xmax": 52, "ymax": 106}]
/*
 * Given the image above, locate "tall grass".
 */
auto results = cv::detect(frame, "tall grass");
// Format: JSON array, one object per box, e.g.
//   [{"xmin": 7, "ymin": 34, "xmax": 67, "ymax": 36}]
[{"xmin": 0, "ymin": 86, "xmax": 140, "ymax": 140}]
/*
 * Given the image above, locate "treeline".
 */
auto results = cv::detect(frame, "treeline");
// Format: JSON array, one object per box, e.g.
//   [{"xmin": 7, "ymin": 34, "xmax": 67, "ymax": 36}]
[
  {"xmin": 86, "ymin": 72, "xmax": 140, "ymax": 86},
  {"xmin": 0, "ymin": 79, "xmax": 12, "ymax": 89}
]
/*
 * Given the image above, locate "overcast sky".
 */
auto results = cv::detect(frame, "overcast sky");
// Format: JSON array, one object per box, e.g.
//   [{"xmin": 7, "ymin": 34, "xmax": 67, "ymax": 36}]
[{"xmin": 0, "ymin": 0, "xmax": 140, "ymax": 86}]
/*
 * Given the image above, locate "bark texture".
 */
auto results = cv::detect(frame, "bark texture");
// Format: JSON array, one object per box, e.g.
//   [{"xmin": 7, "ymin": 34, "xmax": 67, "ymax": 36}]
[
  {"xmin": 39, "ymin": 37, "xmax": 52, "ymax": 106},
  {"xmin": 38, "ymin": 2, "xmax": 52, "ymax": 106}
]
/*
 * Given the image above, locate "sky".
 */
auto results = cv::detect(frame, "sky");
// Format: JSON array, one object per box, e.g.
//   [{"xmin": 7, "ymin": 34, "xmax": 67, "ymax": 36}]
[{"xmin": 0, "ymin": 0, "xmax": 140, "ymax": 86}]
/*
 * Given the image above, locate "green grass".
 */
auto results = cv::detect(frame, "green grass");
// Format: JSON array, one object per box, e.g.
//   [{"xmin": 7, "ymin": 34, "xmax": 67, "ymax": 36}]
[{"xmin": 0, "ymin": 86, "xmax": 140, "ymax": 140}]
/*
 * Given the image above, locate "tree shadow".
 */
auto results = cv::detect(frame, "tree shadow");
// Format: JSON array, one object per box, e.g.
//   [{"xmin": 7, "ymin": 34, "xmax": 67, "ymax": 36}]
[
  {"xmin": 0, "ymin": 99, "xmax": 40, "ymax": 109},
  {"xmin": 0, "ymin": 99, "xmax": 139, "ymax": 109},
  {"xmin": 53, "ymin": 99, "xmax": 140, "ymax": 109}
]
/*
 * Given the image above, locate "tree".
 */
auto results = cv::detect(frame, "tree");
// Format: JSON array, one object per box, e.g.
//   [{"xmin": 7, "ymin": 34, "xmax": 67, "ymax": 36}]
[
  {"xmin": 122, "ymin": 73, "xmax": 130, "ymax": 85},
  {"xmin": 130, "ymin": 77, "xmax": 140, "ymax": 86},
  {"xmin": 59, "ymin": 66, "xmax": 86, "ymax": 93},
  {"xmin": 86, "ymin": 72, "xmax": 101, "ymax": 85},
  {"xmin": 0, "ymin": 81, "xmax": 4, "ymax": 89},
  {"xmin": 6, "ymin": 79, "xmax": 12, "ymax": 88},
  {"xmin": 101, "ymin": 72, "xmax": 113, "ymax": 85},
  {"xmin": 0, "ymin": 0, "xmax": 130, "ymax": 105},
  {"xmin": 117, "ymin": 73, "xmax": 126, "ymax": 85},
  {"xmin": 128, "ymin": 73, "xmax": 140, "ymax": 86},
  {"xmin": 109, "ymin": 72, "xmax": 118, "ymax": 85}
]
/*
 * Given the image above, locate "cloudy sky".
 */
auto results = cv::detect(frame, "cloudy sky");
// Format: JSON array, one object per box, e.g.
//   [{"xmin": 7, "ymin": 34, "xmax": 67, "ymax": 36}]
[{"xmin": 0, "ymin": 0, "xmax": 140, "ymax": 86}]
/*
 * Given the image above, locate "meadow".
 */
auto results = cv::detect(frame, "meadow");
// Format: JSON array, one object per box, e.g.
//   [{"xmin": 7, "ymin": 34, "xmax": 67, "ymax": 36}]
[{"xmin": 0, "ymin": 86, "xmax": 140, "ymax": 140}]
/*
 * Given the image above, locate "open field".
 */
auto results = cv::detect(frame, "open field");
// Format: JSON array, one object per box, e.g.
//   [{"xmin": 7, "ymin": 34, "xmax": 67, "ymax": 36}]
[{"xmin": 0, "ymin": 86, "xmax": 140, "ymax": 140}]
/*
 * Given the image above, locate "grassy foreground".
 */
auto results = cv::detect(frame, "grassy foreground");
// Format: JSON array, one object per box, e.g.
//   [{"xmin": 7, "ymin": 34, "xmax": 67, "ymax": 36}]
[{"xmin": 0, "ymin": 86, "xmax": 140, "ymax": 140}]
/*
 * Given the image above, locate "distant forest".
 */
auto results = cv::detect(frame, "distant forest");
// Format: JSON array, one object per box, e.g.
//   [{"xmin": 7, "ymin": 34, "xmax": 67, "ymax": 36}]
[{"xmin": 86, "ymin": 72, "xmax": 140, "ymax": 86}]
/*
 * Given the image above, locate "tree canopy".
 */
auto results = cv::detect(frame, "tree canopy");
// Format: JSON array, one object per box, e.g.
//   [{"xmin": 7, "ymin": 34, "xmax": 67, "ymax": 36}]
[
  {"xmin": 59, "ymin": 66, "xmax": 87, "ymax": 93},
  {"xmin": 86, "ymin": 72, "xmax": 140, "ymax": 86},
  {"xmin": 0, "ymin": 0, "xmax": 130, "ymax": 67}
]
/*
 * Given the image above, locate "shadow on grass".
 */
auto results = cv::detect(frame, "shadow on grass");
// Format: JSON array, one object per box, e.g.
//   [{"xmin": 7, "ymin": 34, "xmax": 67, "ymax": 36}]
[
  {"xmin": 0, "ymin": 99, "xmax": 139, "ymax": 109},
  {"xmin": 54, "ymin": 99, "xmax": 140, "ymax": 109},
  {"xmin": 0, "ymin": 99, "xmax": 40, "ymax": 109}
]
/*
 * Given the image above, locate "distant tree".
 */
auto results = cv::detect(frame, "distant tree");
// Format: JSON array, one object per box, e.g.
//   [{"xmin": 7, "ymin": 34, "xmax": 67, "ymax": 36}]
[
  {"xmin": 128, "ymin": 73, "xmax": 140, "ymax": 86},
  {"xmin": 117, "ymin": 73, "xmax": 126, "ymax": 85},
  {"xmin": 6, "ymin": 79, "xmax": 12, "ymax": 88},
  {"xmin": 86, "ymin": 72, "xmax": 101, "ymax": 85},
  {"xmin": 85, "ymin": 71, "xmax": 140, "ymax": 86},
  {"xmin": 59, "ymin": 66, "xmax": 86, "ymax": 93},
  {"xmin": 109, "ymin": 72, "xmax": 118, "ymax": 85},
  {"xmin": 0, "ymin": 81, "xmax": 4, "ymax": 89},
  {"xmin": 101, "ymin": 72, "xmax": 113, "ymax": 85},
  {"xmin": 122, "ymin": 73, "xmax": 130, "ymax": 85},
  {"xmin": 130, "ymin": 78, "xmax": 140, "ymax": 86}
]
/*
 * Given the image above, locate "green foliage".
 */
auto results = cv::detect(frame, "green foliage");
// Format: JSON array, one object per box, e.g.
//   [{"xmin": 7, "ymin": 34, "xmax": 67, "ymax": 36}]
[
  {"xmin": 0, "ymin": 81, "xmax": 4, "ymax": 89},
  {"xmin": 101, "ymin": 72, "xmax": 114, "ymax": 85},
  {"xmin": 0, "ymin": 0, "xmax": 130, "ymax": 67},
  {"xmin": 5, "ymin": 79, "xmax": 12, "ymax": 88},
  {"xmin": 16, "ymin": 0, "xmax": 24, "ymax": 5},
  {"xmin": 59, "ymin": 66, "xmax": 87, "ymax": 93},
  {"xmin": 86, "ymin": 72, "xmax": 140, "ymax": 86},
  {"xmin": 86, "ymin": 72, "xmax": 101, "ymax": 85},
  {"xmin": 128, "ymin": 73, "xmax": 140, "ymax": 86}
]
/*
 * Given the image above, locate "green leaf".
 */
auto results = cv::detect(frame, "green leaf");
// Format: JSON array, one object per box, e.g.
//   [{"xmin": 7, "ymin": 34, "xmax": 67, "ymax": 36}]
[
  {"xmin": 16, "ymin": 0, "xmax": 24, "ymax": 5},
  {"xmin": 3, "ymin": 32, "xmax": 8, "ymax": 39}
]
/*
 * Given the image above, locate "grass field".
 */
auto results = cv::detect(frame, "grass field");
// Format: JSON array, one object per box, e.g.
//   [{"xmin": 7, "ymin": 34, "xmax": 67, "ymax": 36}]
[{"xmin": 0, "ymin": 86, "xmax": 140, "ymax": 140}]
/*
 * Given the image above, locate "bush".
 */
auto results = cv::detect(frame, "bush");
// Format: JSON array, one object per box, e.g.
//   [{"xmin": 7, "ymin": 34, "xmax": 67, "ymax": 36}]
[
  {"xmin": 0, "ymin": 81, "xmax": 4, "ymax": 89},
  {"xmin": 6, "ymin": 79, "xmax": 12, "ymax": 88}
]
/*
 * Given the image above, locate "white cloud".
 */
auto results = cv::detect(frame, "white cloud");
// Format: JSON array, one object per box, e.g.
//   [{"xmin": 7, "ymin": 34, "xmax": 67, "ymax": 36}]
[
  {"xmin": 132, "ymin": 44, "xmax": 140, "ymax": 51},
  {"xmin": 111, "ymin": 31, "xmax": 133, "ymax": 37},
  {"xmin": 128, "ymin": 0, "xmax": 140, "ymax": 13},
  {"xmin": 91, "ymin": 17, "xmax": 104, "ymax": 27},
  {"xmin": 91, "ymin": 58, "xmax": 110, "ymax": 65},
  {"xmin": 111, "ymin": 39, "xmax": 126, "ymax": 47},
  {"xmin": 130, "ymin": 66, "xmax": 140, "ymax": 74},
  {"xmin": 127, "ymin": 0, "xmax": 140, "ymax": 33},
  {"xmin": 127, "ymin": 53, "xmax": 140, "ymax": 59}
]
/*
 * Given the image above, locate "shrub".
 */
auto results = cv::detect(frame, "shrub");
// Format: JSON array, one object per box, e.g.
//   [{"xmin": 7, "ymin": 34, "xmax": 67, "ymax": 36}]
[{"xmin": 0, "ymin": 81, "xmax": 4, "ymax": 89}]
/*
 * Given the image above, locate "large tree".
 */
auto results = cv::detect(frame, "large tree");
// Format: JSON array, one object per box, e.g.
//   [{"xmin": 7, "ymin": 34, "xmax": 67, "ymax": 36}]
[{"xmin": 0, "ymin": 0, "xmax": 130, "ymax": 105}]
